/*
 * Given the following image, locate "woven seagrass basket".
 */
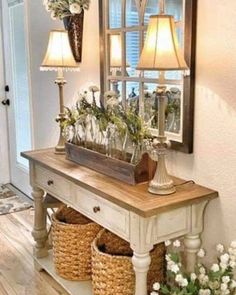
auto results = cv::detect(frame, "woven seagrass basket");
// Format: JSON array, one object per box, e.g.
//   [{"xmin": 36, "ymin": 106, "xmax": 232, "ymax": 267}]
[
  {"xmin": 91, "ymin": 229, "xmax": 166, "ymax": 295},
  {"xmin": 52, "ymin": 206, "xmax": 102, "ymax": 281}
]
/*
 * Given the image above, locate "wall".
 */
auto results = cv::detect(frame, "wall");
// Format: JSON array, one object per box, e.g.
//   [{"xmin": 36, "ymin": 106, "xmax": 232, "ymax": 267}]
[
  {"xmin": 28, "ymin": 0, "xmax": 236, "ymax": 255},
  {"xmin": 28, "ymin": 0, "xmax": 100, "ymax": 149},
  {"xmin": 167, "ymin": 0, "xmax": 236, "ymax": 256}
]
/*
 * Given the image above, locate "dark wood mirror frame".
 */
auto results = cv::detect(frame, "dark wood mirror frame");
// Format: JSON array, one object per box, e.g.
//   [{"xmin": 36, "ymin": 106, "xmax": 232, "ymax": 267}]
[{"xmin": 98, "ymin": 0, "xmax": 197, "ymax": 154}]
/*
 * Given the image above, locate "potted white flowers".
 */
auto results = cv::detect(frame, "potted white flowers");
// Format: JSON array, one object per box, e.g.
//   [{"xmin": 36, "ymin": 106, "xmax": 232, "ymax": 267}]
[
  {"xmin": 151, "ymin": 239, "xmax": 236, "ymax": 295},
  {"xmin": 43, "ymin": 0, "xmax": 91, "ymax": 62}
]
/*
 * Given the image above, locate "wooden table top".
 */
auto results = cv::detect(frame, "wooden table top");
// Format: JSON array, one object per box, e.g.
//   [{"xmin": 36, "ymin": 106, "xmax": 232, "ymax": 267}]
[{"xmin": 22, "ymin": 149, "xmax": 218, "ymax": 217}]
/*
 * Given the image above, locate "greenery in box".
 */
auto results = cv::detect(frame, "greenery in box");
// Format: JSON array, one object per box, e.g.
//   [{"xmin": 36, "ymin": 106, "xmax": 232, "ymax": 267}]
[{"xmin": 61, "ymin": 86, "xmax": 151, "ymax": 164}]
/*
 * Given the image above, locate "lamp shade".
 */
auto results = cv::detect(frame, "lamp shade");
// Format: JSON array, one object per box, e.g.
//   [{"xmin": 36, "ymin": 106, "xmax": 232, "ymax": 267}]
[
  {"xmin": 40, "ymin": 30, "xmax": 79, "ymax": 71},
  {"xmin": 137, "ymin": 15, "xmax": 188, "ymax": 71},
  {"xmin": 110, "ymin": 34, "xmax": 122, "ymax": 68}
]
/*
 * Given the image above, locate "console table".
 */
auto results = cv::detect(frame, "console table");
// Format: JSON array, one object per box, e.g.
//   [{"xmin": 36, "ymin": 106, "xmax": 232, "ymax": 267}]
[{"xmin": 22, "ymin": 149, "xmax": 218, "ymax": 295}]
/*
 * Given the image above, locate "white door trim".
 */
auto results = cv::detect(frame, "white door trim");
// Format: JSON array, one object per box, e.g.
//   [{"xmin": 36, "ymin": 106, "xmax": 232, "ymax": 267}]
[{"xmin": 0, "ymin": 7, "xmax": 10, "ymax": 184}]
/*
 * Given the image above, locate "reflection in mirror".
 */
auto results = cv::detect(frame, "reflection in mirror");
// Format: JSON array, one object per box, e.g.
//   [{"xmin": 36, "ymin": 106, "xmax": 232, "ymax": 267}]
[
  {"xmin": 100, "ymin": 0, "xmax": 197, "ymax": 152},
  {"xmin": 144, "ymin": 0, "xmax": 159, "ymax": 25},
  {"xmin": 165, "ymin": 0, "xmax": 183, "ymax": 21},
  {"xmin": 143, "ymin": 84, "xmax": 182, "ymax": 134},
  {"xmin": 126, "ymin": 32, "xmax": 139, "ymax": 77},
  {"xmin": 126, "ymin": 82, "xmax": 140, "ymax": 108},
  {"xmin": 109, "ymin": 34, "xmax": 122, "ymax": 76},
  {"xmin": 109, "ymin": 80, "xmax": 122, "ymax": 99},
  {"xmin": 109, "ymin": 0, "xmax": 122, "ymax": 28},
  {"xmin": 126, "ymin": 0, "xmax": 139, "ymax": 27}
]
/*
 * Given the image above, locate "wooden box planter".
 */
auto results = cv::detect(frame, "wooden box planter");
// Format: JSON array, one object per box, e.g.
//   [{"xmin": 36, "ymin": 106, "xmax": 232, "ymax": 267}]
[{"xmin": 65, "ymin": 143, "xmax": 156, "ymax": 185}]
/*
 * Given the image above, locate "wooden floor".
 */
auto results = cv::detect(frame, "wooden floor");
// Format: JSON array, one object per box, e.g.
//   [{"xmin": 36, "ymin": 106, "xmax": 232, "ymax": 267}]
[{"xmin": 0, "ymin": 209, "xmax": 70, "ymax": 295}]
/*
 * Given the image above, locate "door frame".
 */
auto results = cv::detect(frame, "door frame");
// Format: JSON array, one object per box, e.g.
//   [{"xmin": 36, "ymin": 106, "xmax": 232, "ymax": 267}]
[
  {"xmin": 1, "ymin": 0, "xmax": 34, "ymax": 196},
  {"xmin": 0, "ymin": 7, "xmax": 10, "ymax": 185}
]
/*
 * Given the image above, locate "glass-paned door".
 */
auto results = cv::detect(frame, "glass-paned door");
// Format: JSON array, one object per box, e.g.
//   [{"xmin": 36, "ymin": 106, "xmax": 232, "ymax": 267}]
[{"xmin": 2, "ymin": 0, "xmax": 32, "ymax": 195}]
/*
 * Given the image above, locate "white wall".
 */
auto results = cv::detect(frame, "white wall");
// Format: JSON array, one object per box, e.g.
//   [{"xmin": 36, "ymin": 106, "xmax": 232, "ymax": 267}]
[
  {"xmin": 28, "ymin": 0, "xmax": 100, "ymax": 149},
  {"xmin": 167, "ymin": 0, "xmax": 236, "ymax": 256},
  {"xmin": 28, "ymin": 0, "xmax": 236, "ymax": 255}
]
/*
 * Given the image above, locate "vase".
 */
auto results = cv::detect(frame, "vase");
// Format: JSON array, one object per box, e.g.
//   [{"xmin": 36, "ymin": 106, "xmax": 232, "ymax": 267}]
[
  {"xmin": 131, "ymin": 143, "xmax": 143, "ymax": 165},
  {"xmin": 63, "ymin": 11, "xmax": 84, "ymax": 63}
]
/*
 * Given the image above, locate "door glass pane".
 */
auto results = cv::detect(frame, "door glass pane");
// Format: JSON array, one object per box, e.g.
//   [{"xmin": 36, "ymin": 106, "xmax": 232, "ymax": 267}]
[
  {"xmin": 109, "ymin": 0, "xmax": 122, "ymax": 29},
  {"xmin": 165, "ymin": 0, "xmax": 183, "ymax": 21},
  {"xmin": 9, "ymin": 2, "xmax": 31, "ymax": 167},
  {"xmin": 126, "ymin": 0, "xmax": 139, "ymax": 27},
  {"xmin": 126, "ymin": 31, "xmax": 139, "ymax": 77},
  {"xmin": 144, "ymin": 0, "xmax": 159, "ymax": 25}
]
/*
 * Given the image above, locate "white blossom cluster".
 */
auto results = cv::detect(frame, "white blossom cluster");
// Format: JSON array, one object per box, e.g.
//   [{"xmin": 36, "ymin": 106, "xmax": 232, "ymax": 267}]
[
  {"xmin": 42, "ymin": 0, "xmax": 90, "ymax": 20},
  {"xmin": 151, "ymin": 239, "xmax": 236, "ymax": 295}
]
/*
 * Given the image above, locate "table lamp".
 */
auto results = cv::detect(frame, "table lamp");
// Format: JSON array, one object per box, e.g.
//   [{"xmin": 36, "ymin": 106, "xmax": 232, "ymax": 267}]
[
  {"xmin": 40, "ymin": 30, "xmax": 80, "ymax": 154},
  {"xmin": 110, "ymin": 34, "xmax": 129, "ymax": 94},
  {"xmin": 137, "ymin": 15, "xmax": 188, "ymax": 195}
]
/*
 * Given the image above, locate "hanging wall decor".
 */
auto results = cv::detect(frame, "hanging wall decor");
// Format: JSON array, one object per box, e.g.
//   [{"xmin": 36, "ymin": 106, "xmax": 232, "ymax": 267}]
[
  {"xmin": 63, "ymin": 11, "xmax": 84, "ymax": 62},
  {"xmin": 43, "ymin": 0, "xmax": 91, "ymax": 62}
]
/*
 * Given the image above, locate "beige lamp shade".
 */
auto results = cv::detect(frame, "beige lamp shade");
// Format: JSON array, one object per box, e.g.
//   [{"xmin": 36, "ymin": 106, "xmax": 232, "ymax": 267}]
[
  {"xmin": 137, "ymin": 15, "xmax": 188, "ymax": 71},
  {"xmin": 40, "ymin": 30, "xmax": 79, "ymax": 71},
  {"xmin": 110, "ymin": 34, "xmax": 130, "ymax": 68}
]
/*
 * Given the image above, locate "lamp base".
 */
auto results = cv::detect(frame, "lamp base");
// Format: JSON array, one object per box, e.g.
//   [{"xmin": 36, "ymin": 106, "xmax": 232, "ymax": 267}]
[
  {"xmin": 148, "ymin": 181, "xmax": 176, "ymax": 195},
  {"xmin": 54, "ymin": 124, "xmax": 66, "ymax": 155}
]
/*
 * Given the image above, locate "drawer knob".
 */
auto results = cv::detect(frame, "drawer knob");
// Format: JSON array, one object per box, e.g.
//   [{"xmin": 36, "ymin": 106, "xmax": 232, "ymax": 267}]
[
  {"xmin": 47, "ymin": 180, "xmax": 54, "ymax": 186},
  {"xmin": 93, "ymin": 206, "xmax": 100, "ymax": 213}
]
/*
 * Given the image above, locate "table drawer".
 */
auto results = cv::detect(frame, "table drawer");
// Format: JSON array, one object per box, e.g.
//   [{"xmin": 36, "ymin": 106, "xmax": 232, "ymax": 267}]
[
  {"xmin": 34, "ymin": 165, "xmax": 71, "ymax": 199},
  {"xmin": 70, "ymin": 185, "xmax": 130, "ymax": 241}
]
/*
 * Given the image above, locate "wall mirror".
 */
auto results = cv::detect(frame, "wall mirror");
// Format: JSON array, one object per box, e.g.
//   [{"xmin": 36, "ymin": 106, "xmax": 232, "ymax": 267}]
[{"xmin": 99, "ymin": 0, "xmax": 197, "ymax": 153}]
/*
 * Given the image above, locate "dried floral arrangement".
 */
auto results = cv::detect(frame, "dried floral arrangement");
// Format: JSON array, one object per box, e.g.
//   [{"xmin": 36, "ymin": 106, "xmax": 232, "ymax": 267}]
[
  {"xmin": 43, "ymin": 0, "xmax": 90, "ymax": 20},
  {"xmin": 61, "ymin": 86, "xmax": 152, "ymax": 165},
  {"xmin": 151, "ymin": 239, "xmax": 236, "ymax": 295}
]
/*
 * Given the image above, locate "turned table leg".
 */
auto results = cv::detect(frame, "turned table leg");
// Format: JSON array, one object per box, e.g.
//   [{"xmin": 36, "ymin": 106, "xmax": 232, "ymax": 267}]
[
  {"xmin": 184, "ymin": 234, "xmax": 201, "ymax": 273},
  {"xmin": 132, "ymin": 252, "xmax": 151, "ymax": 295},
  {"xmin": 31, "ymin": 187, "xmax": 48, "ymax": 259}
]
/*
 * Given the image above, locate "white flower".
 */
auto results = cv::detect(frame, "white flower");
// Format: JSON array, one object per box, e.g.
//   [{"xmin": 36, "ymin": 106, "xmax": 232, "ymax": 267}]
[
  {"xmin": 197, "ymin": 249, "xmax": 206, "ymax": 258},
  {"xmin": 221, "ymin": 283, "xmax": 228, "ymax": 291},
  {"xmin": 104, "ymin": 90, "xmax": 117, "ymax": 98},
  {"xmin": 198, "ymin": 274, "xmax": 209, "ymax": 285},
  {"xmin": 69, "ymin": 3, "xmax": 82, "ymax": 14},
  {"xmin": 50, "ymin": 11, "xmax": 57, "ymax": 20},
  {"xmin": 229, "ymin": 260, "xmax": 236, "ymax": 268},
  {"xmin": 153, "ymin": 282, "xmax": 160, "ymax": 291},
  {"xmin": 106, "ymin": 97, "xmax": 119, "ymax": 108},
  {"xmin": 216, "ymin": 244, "xmax": 224, "ymax": 253},
  {"xmin": 181, "ymin": 278, "xmax": 188, "ymax": 287},
  {"xmin": 165, "ymin": 254, "xmax": 171, "ymax": 262},
  {"xmin": 199, "ymin": 267, "xmax": 206, "ymax": 274},
  {"xmin": 170, "ymin": 264, "xmax": 179, "ymax": 274},
  {"xmin": 191, "ymin": 273, "xmax": 197, "ymax": 282},
  {"xmin": 211, "ymin": 263, "xmax": 220, "ymax": 272},
  {"xmin": 199, "ymin": 289, "xmax": 211, "ymax": 295},
  {"xmin": 230, "ymin": 241, "xmax": 236, "ymax": 249},
  {"xmin": 230, "ymin": 280, "xmax": 236, "ymax": 289},
  {"xmin": 221, "ymin": 253, "xmax": 230, "ymax": 264},
  {"xmin": 173, "ymin": 240, "xmax": 181, "ymax": 248},
  {"xmin": 150, "ymin": 292, "xmax": 159, "ymax": 295},
  {"xmin": 89, "ymin": 85, "xmax": 99, "ymax": 93},
  {"xmin": 164, "ymin": 240, "xmax": 171, "ymax": 247},
  {"xmin": 222, "ymin": 276, "xmax": 230, "ymax": 284},
  {"xmin": 220, "ymin": 262, "xmax": 228, "ymax": 270}
]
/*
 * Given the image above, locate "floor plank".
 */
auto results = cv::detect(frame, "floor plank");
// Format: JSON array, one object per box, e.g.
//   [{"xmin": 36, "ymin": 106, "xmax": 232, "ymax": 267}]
[{"xmin": 0, "ymin": 210, "xmax": 69, "ymax": 295}]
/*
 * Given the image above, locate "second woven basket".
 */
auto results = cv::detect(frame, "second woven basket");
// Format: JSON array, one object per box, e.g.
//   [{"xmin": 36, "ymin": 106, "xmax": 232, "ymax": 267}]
[
  {"xmin": 52, "ymin": 206, "xmax": 102, "ymax": 281},
  {"xmin": 92, "ymin": 229, "xmax": 166, "ymax": 295}
]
